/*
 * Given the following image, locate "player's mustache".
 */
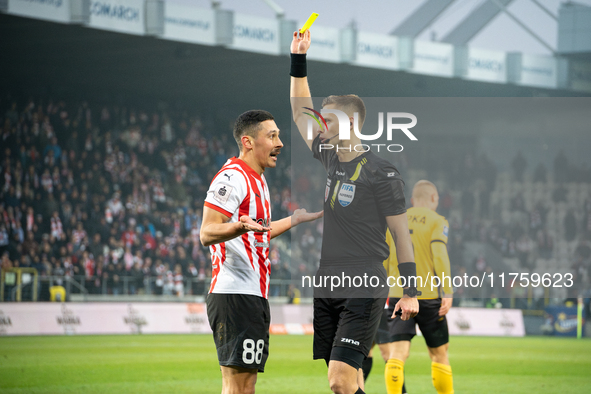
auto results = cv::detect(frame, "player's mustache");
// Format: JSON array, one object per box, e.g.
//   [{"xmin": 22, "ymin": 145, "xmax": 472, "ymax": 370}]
[{"xmin": 271, "ymin": 149, "xmax": 281, "ymax": 155}]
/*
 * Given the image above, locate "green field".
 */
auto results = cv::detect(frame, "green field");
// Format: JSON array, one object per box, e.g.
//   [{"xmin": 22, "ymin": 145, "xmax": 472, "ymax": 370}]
[{"xmin": 0, "ymin": 335, "xmax": 590, "ymax": 393}]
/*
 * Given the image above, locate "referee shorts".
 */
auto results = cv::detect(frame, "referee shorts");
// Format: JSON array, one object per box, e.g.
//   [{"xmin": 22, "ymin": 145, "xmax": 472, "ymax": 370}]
[
  {"xmin": 313, "ymin": 297, "xmax": 387, "ymax": 370},
  {"xmin": 374, "ymin": 307, "xmax": 396, "ymax": 345},
  {"xmin": 387, "ymin": 297, "xmax": 449, "ymax": 348}
]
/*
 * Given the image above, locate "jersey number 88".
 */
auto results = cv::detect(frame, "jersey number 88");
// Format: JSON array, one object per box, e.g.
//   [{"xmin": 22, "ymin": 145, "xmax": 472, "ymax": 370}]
[{"xmin": 242, "ymin": 339, "xmax": 264, "ymax": 364}]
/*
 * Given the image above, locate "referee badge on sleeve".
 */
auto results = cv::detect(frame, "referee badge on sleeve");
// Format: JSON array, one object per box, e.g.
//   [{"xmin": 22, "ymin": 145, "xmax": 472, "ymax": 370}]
[
  {"xmin": 443, "ymin": 225, "xmax": 449, "ymax": 237},
  {"xmin": 213, "ymin": 184, "xmax": 233, "ymax": 205}
]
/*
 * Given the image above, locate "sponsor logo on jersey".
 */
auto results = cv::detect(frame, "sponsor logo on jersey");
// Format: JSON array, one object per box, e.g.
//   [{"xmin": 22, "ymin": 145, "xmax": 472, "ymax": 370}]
[
  {"xmin": 223, "ymin": 173, "xmax": 233, "ymax": 181},
  {"xmin": 341, "ymin": 337, "xmax": 360, "ymax": 346},
  {"xmin": 387, "ymin": 172, "xmax": 397, "ymax": 177},
  {"xmin": 338, "ymin": 183, "xmax": 356, "ymax": 207},
  {"xmin": 255, "ymin": 218, "xmax": 270, "ymax": 228},
  {"xmin": 254, "ymin": 240, "xmax": 270, "ymax": 248},
  {"xmin": 213, "ymin": 184, "xmax": 233, "ymax": 205},
  {"xmin": 336, "ymin": 170, "xmax": 345, "ymax": 176}
]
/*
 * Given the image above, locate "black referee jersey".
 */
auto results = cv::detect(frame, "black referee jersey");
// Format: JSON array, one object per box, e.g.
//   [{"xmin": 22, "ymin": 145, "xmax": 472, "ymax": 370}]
[{"xmin": 312, "ymin": 135, "xmax": 407, "ymax": 265}]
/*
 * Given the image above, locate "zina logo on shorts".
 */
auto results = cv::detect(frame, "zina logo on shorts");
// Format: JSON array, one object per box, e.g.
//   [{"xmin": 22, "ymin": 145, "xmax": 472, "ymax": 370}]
[
  {"xmin": 341, "ymin": 337, "xmax": 360, "ymax": 346},
  {"xmin": 303, "ymin": 107, "xmax": 417, "ymax": 153}
]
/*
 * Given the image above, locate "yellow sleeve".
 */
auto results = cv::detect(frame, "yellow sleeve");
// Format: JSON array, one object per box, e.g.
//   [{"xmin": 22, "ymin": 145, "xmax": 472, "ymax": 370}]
[
  {"xmin": 431, "ymin": 218, "xmax": 452, "ymax": 295},
  {"xmin": 431, "ymin": 217, "xmax": 449, "ymax": 244},
  {"xmin": 431, "ymin": 241, "xmax": 452, "ymax": 295}
]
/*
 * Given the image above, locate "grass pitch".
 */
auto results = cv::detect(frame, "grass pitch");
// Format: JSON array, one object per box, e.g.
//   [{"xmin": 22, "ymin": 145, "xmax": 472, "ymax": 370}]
[{"xmin": 0, "ymin": 334, "xmax": 590, "ymax": 393}]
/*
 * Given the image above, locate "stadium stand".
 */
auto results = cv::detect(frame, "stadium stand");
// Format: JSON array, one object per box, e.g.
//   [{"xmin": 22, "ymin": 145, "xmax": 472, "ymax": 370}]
[
  {"xmin": 290, "ymin": 139, "xmax": 591, "ymax": 306},
  {"xmin": 0, "ymin": 95, "xmax": 292, "ymax": 301},
  {"xmin": 1, "ymin": 93, "xmax": 589, "ymax": 308},
  {"xmin": 1, "ymin": 94, "xmax": 590, "ymax": 306}
]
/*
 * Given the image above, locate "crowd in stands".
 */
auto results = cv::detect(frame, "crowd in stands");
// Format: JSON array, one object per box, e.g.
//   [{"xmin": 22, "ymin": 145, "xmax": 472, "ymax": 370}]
[
  {"xmin": 290, "ymin": 143, "xmax": 591, "ymax": 303},
  {"xmin": 0, "ymin": 96, "xmax": 292, "ymax": 299},
  {"xmin": 1, "ymin": 95, "xmax": 590, "ymax": 305}
]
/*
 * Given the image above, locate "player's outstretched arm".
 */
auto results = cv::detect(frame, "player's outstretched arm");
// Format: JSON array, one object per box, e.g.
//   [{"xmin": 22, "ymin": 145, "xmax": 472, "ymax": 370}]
[
  {"xmin": 270, "ymin": 208, "xmax": 323, "ymax": 239},
  {"xmin": 290, "ymin": 30, "xmax": 315, "ymax": 151},
  {"xmin": 386, "ymin": 213, "xmax": 419, "ymax": 321},
  {"xmin": 200, "ymin": 206, "xmax": 271, "ymax": 247}
]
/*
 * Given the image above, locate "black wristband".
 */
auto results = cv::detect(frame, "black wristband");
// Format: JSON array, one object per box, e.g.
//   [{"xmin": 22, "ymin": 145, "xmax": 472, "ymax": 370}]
[
  {"xmin": 290, "ymin": 53, "xmax": 307, "ymax": 78},
  {"xmin": 398, "ymin": 262, "xmax": 417, "ymax": 288}
]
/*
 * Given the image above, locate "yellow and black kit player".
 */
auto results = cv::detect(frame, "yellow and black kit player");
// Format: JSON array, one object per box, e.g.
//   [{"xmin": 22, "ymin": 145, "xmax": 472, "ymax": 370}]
[{"xmin": 383, "ymin": 180, "xmax": 454, "ymax": 394}]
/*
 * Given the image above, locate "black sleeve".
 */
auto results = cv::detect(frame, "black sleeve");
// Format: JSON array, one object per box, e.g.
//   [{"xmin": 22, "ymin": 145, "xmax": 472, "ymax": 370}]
[
  {"xmin": 312, "ymin": 134, "xmax": 335, "ymax": 172},
  {"xmin": 373, "ymin": 164, "xmax": 407, "ymax": 217}
]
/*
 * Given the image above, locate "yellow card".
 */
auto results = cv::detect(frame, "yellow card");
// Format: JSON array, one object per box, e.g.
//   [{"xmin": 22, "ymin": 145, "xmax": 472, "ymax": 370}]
[{"xmin": 299, "ymin": 13, "xmax": 319, "ymax": 33}]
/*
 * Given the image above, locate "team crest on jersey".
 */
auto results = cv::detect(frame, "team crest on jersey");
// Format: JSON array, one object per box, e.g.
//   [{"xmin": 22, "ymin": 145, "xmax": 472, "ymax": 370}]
[
  {"xmin": 325, "ymin": 179, "xmax": 332, "ymax": 202},
  {"xmin": 213, "ymin": 184, "xmax": 233, "ymax": 205},
  {"xmin": 338, "ymin": 183, "xmax": 356, "ymax": 207}
]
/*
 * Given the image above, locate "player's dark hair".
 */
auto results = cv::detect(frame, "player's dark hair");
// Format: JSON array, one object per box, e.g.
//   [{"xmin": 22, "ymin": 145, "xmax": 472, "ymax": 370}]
[
  {"xmin": 233, "ymin": 110, "xmax": 275, "ymax": 151},
  {"xmin": 322, "ymin": 95, "xmax": 366, "ymax": 125}
]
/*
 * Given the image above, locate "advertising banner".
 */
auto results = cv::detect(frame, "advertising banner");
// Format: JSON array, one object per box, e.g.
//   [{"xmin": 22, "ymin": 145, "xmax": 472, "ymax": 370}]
[
  {"xmin": 466, "ymin": 48, "xmax": 507, "ymax": 83},
  {"xmin": 544, "ymin": 305, "xmax": 580, "ymax": 337},
  {"xmin": 231, "ymin": 13, "xmax": 279, "ymax": 55},
  {"xmin": 8, "ymin": 0, "xmax": 71, "ymax": 23},
  {"xmin": 0, "ymin": 303, "xmax": 211, "ymax": 336},
  {"xmin": 412, "ymin": 40, "xmax": 454, "ymax": 77},
  {"xmin": 519, "ymin": 54, "xmax": 557, "ymax": 88},
  {"xmin": 162, "ymin": 3, "xmax": 215, "ymax": 45},
  {"xmin": 447, "ymin": 308, "xmax": 525, "ymax": 337},
  {"xmin": 570, "ymin": 60, "xmax": 591, "ymax": 92},
  {"xmin": 0, "ymin": 303, "xmax": 526, "ymax": 337},
  {"xmin": 305, "ymin": 25, "xmax": 340, "ymax": 63},
  {"xmin": 355, "ymin": 31, "xmax": 398, "ymax": 70},
  {"xmin": 88, "ymin": 0, "xmax": 145, "ymax": 35}
]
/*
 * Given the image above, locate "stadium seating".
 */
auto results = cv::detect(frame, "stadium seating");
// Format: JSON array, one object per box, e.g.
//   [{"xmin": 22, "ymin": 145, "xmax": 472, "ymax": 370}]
[{"xmin": 0, "ymin": 96, "xmax": 589, "ymax": 307}]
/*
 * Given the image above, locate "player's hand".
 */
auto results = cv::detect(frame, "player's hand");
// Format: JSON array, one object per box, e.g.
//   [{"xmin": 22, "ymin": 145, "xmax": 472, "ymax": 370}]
[
  {"xmin": 292, "ymin": 209, "xmax": 323, "ymax": 226},
  {"xmin": 393, "ymin": 296, "xmax": 419, "ymax": 321},
  {"xmin": 291, "ymin": 30, "xmax": 311, "ymax": 54},
  {"xmin": 239, "ymin": 215, "xmax": 271, "ymax": 233},
  {"xmin": 439, "ymin": 297, "xmax": 453, "ymax": 316}
]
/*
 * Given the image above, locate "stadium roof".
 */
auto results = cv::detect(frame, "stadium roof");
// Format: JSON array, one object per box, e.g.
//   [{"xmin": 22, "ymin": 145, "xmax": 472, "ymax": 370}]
[{"xmin": 1, "ymin": 12, "xmax": 587, "ymax": 119}]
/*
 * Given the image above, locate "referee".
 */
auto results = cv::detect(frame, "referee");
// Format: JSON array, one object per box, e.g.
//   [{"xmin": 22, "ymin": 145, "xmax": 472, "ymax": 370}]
[
  {"xmin": 384, "ymin": 180, "xmax": 454, "ymax": 394},
  {"xmin": 290, "ymin": 30, "xmax": 419, "ymax": 394}
]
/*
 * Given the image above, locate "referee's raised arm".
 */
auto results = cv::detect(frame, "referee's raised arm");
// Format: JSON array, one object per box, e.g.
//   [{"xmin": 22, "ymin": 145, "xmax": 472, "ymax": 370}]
[{"xmin": 290, "ymin": 30, "xmax": 315, "ymax": 151}]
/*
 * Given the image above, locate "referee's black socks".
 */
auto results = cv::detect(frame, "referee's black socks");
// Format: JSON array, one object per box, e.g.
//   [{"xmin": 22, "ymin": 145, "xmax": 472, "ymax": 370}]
[{"xmin": 355, "ymin": 388, "xmax": 365, "ymax": 394}]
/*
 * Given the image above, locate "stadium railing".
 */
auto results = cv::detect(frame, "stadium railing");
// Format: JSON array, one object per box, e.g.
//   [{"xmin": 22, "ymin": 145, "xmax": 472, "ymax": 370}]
[{"xmin": 4, "ymin": 276, "xmax": 300, "ymax": 302}]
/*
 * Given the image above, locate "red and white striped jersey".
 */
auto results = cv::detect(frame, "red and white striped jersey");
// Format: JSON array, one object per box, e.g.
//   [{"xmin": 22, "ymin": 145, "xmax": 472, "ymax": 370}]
[{"xmin": 204, "ymin": 157, "xmax": 272, "ymax": 299}]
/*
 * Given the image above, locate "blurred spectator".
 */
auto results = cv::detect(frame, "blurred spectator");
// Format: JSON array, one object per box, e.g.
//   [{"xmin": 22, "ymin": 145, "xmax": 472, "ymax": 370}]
[
  {"xmin": 564, "ymin": 210, "xmax": 577, "ymax": 241},
  {"xmin": 553, "ymin": 183, "xmax": 567, "ymax": 203},
  {"xmin": 537, "ymin": 229, "xmax": 553, "ymax": 259},
  {"xmin": 511, "ymin": 151, "xmax": 527, "ymax": 182},
  {"xmin": 517, "ymin": 234, "xmax": 534, "ymax": 269},
  {"xmin": 533, "ymin": 163, "xmax": 547, "ymax": 183},
  {"xmin": 554, "ymin": 150, "xmax": 569, "ymax": 181}
]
